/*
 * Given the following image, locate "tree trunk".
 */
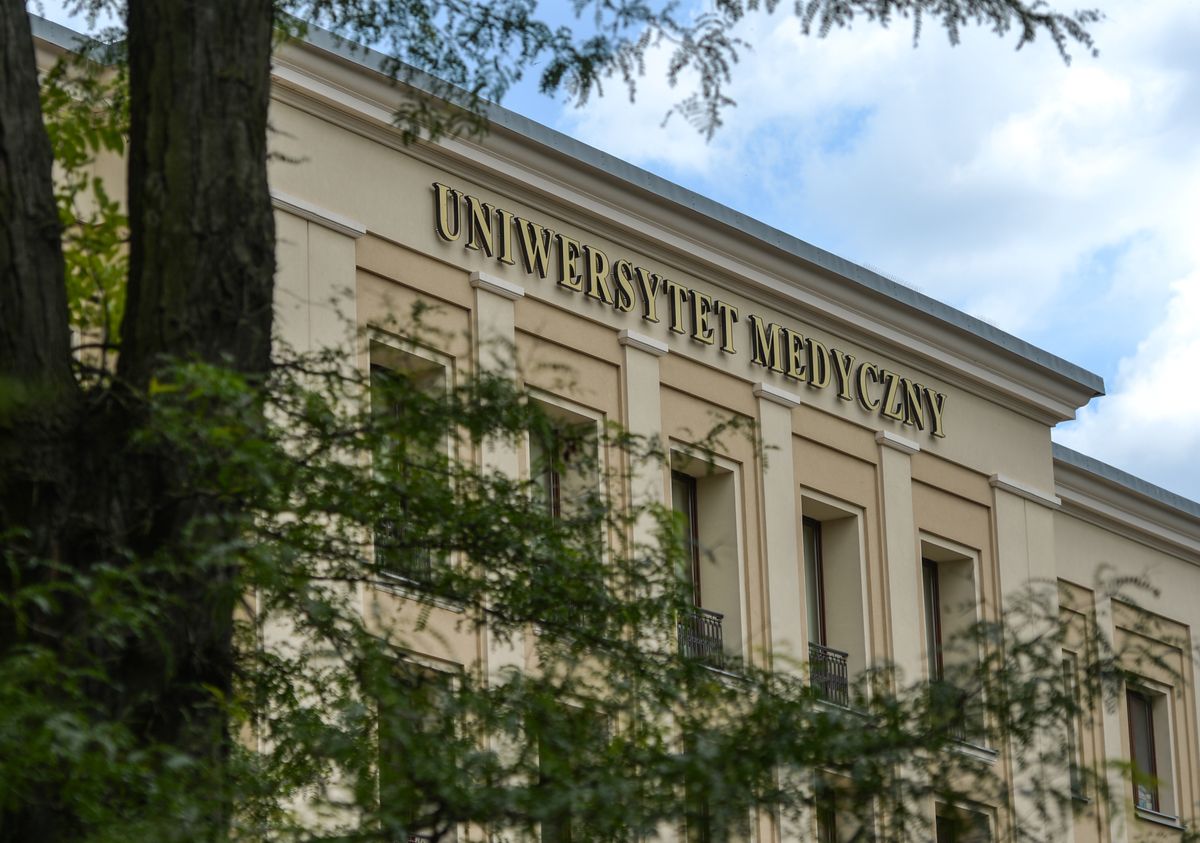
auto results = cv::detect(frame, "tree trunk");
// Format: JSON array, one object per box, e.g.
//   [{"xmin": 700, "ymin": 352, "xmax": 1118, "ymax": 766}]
[
  {"xmin": 121, "ymin": 0, "xmax": 277, "ymax": 387},
  {"xmin": 3, "ymin": 2, "xmax": 278, "ymax": 838}
]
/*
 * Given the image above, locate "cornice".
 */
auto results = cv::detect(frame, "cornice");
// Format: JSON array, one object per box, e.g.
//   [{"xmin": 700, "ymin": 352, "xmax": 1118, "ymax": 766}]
[
  {"xmin": 469, "ymin": 271, "xmax": 524, "ymax": 301},
  {"xmin": 753, "ymin": 382, "xmax": 802, "ymax": 409},
  {"xmin": 271, "ymin": 190, "xmax": 366, "ymax": 239},
  {"xmin": 989, "ymin": 474, "xmax": 1061, "ymax": 509},
  {"xmin": 875, "ymin": 430, "xmax": 920, "ymax": 455},
  {"xmin": 618, "ymin": 330, "xmax": 669, "ymax": 357},
  {"xmin": 1053, "ymin": 447, "xmax": 1200, "ymax": 563},
  {"xmin": 266, "ymin": 35, "xmax": 1102, "ymax": 428}
]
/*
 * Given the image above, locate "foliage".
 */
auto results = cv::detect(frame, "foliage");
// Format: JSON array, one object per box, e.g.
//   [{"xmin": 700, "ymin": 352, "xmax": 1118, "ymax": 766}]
[
  {"xmin": 57, "ymin": 0, "xmax": 1100, "ymax": 140},
  {"xmin": 2, "ymin": 2, "xmax": 1153, "ymax": 842},
  {"xmin": 39, "ymin": 44, "xmax": 129, "ymax": 354},
  {"xmin": 1, "ymin": 317, "xmax": 1185, "ymax": 841}
]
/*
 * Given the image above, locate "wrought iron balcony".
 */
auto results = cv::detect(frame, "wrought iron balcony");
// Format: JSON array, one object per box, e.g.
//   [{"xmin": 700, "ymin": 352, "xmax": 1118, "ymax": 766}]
[
  {"xmin": 809, "ymin": 642, "xmax": 849, "ymax": 707},
  {"xmin": 677, "ymin": 606, "xmax": 725, "ymax": 670}
]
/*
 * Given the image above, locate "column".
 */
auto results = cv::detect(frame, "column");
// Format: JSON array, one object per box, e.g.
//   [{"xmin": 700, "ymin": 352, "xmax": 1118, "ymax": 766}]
[
  {"xmin": 471, "ymin": 271, "xmax": 526, "ymax": 684},
  {"xmin": 989, "ymin": 475, "xmax": 1067, "ymax": 838},
  {"xmin": 752, "ymin": 382, "xmax": 806, "ymax": 673},
  {"xmin": 876, "ymin": 430, "xmax": 922, "ymax": 681},
  {"xmin": 753, "ymin": 383, "xmax": 805, "ymax": 843}
]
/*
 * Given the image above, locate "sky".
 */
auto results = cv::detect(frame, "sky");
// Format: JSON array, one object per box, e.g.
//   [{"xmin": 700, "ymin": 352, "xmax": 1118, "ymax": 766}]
[{"xmin": 35, "ymin": 1, "xmax": 1200, "ymax": 503}]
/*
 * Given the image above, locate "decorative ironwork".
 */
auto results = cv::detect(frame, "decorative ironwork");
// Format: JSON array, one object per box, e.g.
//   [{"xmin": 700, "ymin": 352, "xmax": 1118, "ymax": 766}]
[
  {"xmin": 809, "ymin": 642, "xmax": 849, "ymax": 707},
  {"xmin": 677, "ymin": 606, "xmax": 725, "ymax": 669}
]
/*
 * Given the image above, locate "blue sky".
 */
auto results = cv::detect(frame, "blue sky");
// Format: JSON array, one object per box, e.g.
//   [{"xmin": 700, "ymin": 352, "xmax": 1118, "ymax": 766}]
[{"xmin": 37, "ymin": 1, "xmax": 1200, "ymax": 502}]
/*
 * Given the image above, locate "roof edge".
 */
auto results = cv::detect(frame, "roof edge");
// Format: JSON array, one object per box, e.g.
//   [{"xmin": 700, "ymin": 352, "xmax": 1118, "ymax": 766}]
[
  {"xmin": 29, "ymin": 13, "xmax": 1106, "ymax": 402},
  {"xmin": 1053, "ymin": 443, "xmax": 1200, "ymax": 520},
  {"xmin": 292, "ymin": 22, "xmax": 1104, "ymax": 400}
]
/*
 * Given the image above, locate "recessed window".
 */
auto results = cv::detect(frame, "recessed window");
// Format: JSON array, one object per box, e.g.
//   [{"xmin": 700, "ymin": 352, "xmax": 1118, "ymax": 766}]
[
  {"xmin": 671, "ymin": 453, "xmax": 743, "ymax": 669},
  {"xmin": 1062, "ymin": 655, "xmax": 1086, "ymax": 798},
  {"xmin": 920, "ymin": 541, "xmax": 982, "ymax": 742},
  {"xmin": 370, "ymin": 344, "xmax": 450, "ymax": 587},
  {"xmin": 528, "ymin": 400, "xmax": 598, "ymax": 521},
  {"xmin": 934, "ymin": 805, "xmax": 991, "ymax": 843},
  {"xmin": 801, "ymin": 497, "xmax": 867, "ymax": 708},
  {"xmin": 378, "ymin": 663, "xmax": 457, "ymax": 843},
  {"xmin": 1132, "ymin": 691, "xmax": 1161, "ymax": 816}
]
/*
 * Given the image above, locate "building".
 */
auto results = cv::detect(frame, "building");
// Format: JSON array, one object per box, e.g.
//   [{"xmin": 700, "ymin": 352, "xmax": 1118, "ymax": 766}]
[{"xmin": 31, "ymin": 15, "xmax": 1200, "ymax": 843}]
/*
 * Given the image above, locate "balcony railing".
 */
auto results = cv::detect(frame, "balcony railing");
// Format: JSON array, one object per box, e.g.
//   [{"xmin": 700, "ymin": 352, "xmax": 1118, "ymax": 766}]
[
  {"xmin": 809, "ymin": 642, "xmax": 849, "ymax": 707},
  {"xmin": 677, "ymin": 606, "xmax": 725, "ymax": 670}
]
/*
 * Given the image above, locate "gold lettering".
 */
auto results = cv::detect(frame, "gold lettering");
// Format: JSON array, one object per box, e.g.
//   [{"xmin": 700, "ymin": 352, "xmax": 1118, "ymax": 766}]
[
  {"xmin": 831, "ymin": 349, "xmax": 856, "ymax": 401},
  {"xmin": 515, "ymin": 217, "xmax": 554, "ymax": 278},
  {"xmin": 634, "ymin": 267, "xmax": 662, "ymax": 323},
  {"xmin": 432, "ymin": 182, "xmax": 461, "ymax": 241},
  {"xmin": 613, "ymin": 259, "xmax": 637, "ymax": 313},
  {"xmin": 749, "ymin": 316, "xmax": 784, "ymax": 372},
  {"xmin": 782, "ymin": 328, "xmax": 807, "ymax": 382},
  {"xmin": 856, "ymin": 363, "xmax": 881, "ymax": 411},
  {"xmin": 495, "ymin": 207, "xmax": 516, "ymax": 265},
  {"xmin": 584, "ymin": 246, "xmax": 614, "ymax": 305},
  {"xmin": 902, "ymin": 379, "xmax": 927, "ymax": 429},
  {"xmin": 690, "ymin": 290, "xmax": 715, "ymax": 344},
  {"xmin": 807, "ymin": 338, "xmax": 831, "ymax": 389},
  {"xmin": 465, "ymin": 195, "xmax": 497, "ymax": 255},
  {"xmin": 664, "ymin": 280, "xmax": 689, "ymax": 335},
  {"xmin": 925, "ymin": 388, "xmax": 948, "ymax": 438},
  {"xmin": 557, "ymin": 234, "xmax": 584, "ymax": 292},
  {"xmin": 880, "ymin": 369, "xmax": 905, "ymax": 421},
  {"xmin": 713, "ymin": 300, "xmax": 739, "ymax": 353}
]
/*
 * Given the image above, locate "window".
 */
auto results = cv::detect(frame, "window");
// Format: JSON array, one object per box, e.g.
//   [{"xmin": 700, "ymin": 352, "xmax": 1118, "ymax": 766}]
[
  {"xmin": 527, "ymin": 400, "xmax": 598, "ymax": 521},
  {"xmin": 801, "ymin": 497, "xmax": 867, "ymax": 707},
  {"xmin": 922, "ymin": 559, "xmax": 944, "ymax": 682},
  {"xmin": 537, "ymin": 705, "xmax": 608, "ymax": 843},
  {"xmin": 378, "ymin": 663, "xmax": 457, "ymax": 843},
  {"xmin": 673, "ymin": 471, "xmax": 702, "ymax": 606},
  {"xmin": 934, "ymin": 806, "xmax": 991, "ymax": 843},
  {"xmin": 1062, "ymin": 655, "xmax": 1085, "ymax": 798},
  {"xmin": 920, "ymin": 541, "xmax": 982, "ymax": 742},
  {"xmin": 815, "ymin": 787, "xmax": 837, "ymax": 843},
  {"xmin": 670, "ymin": 453, "xmax": 744, "ymax": 669},
  {"xmin": 803, "ymin": 518, "xmax": 827, "ymax": 648},
  {"xmin": 1127, "ymin": 689, "xmax": 1159, "ymax": 812},
  {"xmin": 370, "ymin": 345, "xmax": 450, "ymax": 586}
]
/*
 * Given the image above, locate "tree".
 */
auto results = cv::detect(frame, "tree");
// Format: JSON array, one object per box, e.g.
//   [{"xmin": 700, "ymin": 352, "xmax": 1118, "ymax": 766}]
[{"xmin": 0, "ymin": 1, "xmax": 1133, "ymax": 841}]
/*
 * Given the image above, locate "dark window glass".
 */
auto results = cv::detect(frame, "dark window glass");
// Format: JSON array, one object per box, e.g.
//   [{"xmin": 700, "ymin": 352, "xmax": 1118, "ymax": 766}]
[
  {"xmin": 672, "ymin": 471, "xmax": 701, "ymax": 606},
  {"xmin": 1063, "ymin": 657, "xmax": 1085, "ymax": 797},
  {"xmin": 371, "ymin": 363, "xmax": 444, "ymax": 584},
  {"xmin": 1127, "ymin": 689, "xmax": 1159, "ymax": 811},
  {"xmin": 922, "ymin": 559, "xmax": 943, "ymax": 682},
  {"xmin": 803, "ymin": 518, "xmax": 827, "ymax": 646}
]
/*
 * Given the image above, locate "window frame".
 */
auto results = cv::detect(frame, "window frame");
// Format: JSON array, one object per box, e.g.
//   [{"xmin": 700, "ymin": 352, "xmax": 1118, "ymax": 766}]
[{"xmin": 367, "ymin": 337, "xmax": 454, "ymax": 589}]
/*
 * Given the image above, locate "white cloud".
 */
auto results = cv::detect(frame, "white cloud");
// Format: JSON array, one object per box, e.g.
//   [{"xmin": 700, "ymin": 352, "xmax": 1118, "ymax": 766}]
[{"xmin": 557, "ymin": 0, "xmax": 1200, "ymax": 500}]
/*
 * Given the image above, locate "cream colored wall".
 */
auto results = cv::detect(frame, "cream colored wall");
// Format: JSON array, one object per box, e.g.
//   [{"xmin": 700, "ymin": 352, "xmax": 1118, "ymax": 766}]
[
  {"xmin": 265, "ymin": 94, "xmax": 1059, "ymax": 499},
  {"xmin": 1056, "ymin": 516, "xmax": 1200, "ymax": 841}
]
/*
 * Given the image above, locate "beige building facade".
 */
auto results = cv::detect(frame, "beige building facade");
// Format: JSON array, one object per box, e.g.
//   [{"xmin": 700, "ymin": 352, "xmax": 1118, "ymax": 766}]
[{"xmin": 32, "ymin": 16, "xmax": 1200, "ymax": 843}]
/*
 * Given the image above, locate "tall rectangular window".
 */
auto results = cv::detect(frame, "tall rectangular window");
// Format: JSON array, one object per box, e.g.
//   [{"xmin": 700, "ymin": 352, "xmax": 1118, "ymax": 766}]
[
  {"xmin": 371, "ymin": 354, "xmax": 448, "ymax": 586},
  {"xmin": 672, "ymin": 471, "xmax": 701, "ymax": 607},
  {"xmin": 1127, "ymin": 689, "xmax": 1159, "ymax": 812},
  {"xmin": 528, "ymin": 406, "xmax": 597, "ymax": 521},
  {"xmin": 803, "ymin": 518, "xmax": 826, "ymax": 647},
  {"xmin": 1062, "ymin": 656, "xmax": 1085, "ymax": 798},
  {"xmin": 670, "ymin": 457, "xmax": 741, "ymax": 669},
  {"xmin": 922, "ymin": 558, "xmax": 944, "ymax": 682}
]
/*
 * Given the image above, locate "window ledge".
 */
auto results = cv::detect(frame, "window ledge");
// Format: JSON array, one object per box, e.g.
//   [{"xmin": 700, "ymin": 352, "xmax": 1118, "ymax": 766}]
[
  {"xmin": 1136, "ymin": 807, "xmax": 1184, "ymax": 830},
  {"xmin": 950, "ymin": 740, "xmax": 998, "ymax": 764},
  {"xmin": 374, "ymin": 576, "xmax": 466, "ymax": 614}
]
